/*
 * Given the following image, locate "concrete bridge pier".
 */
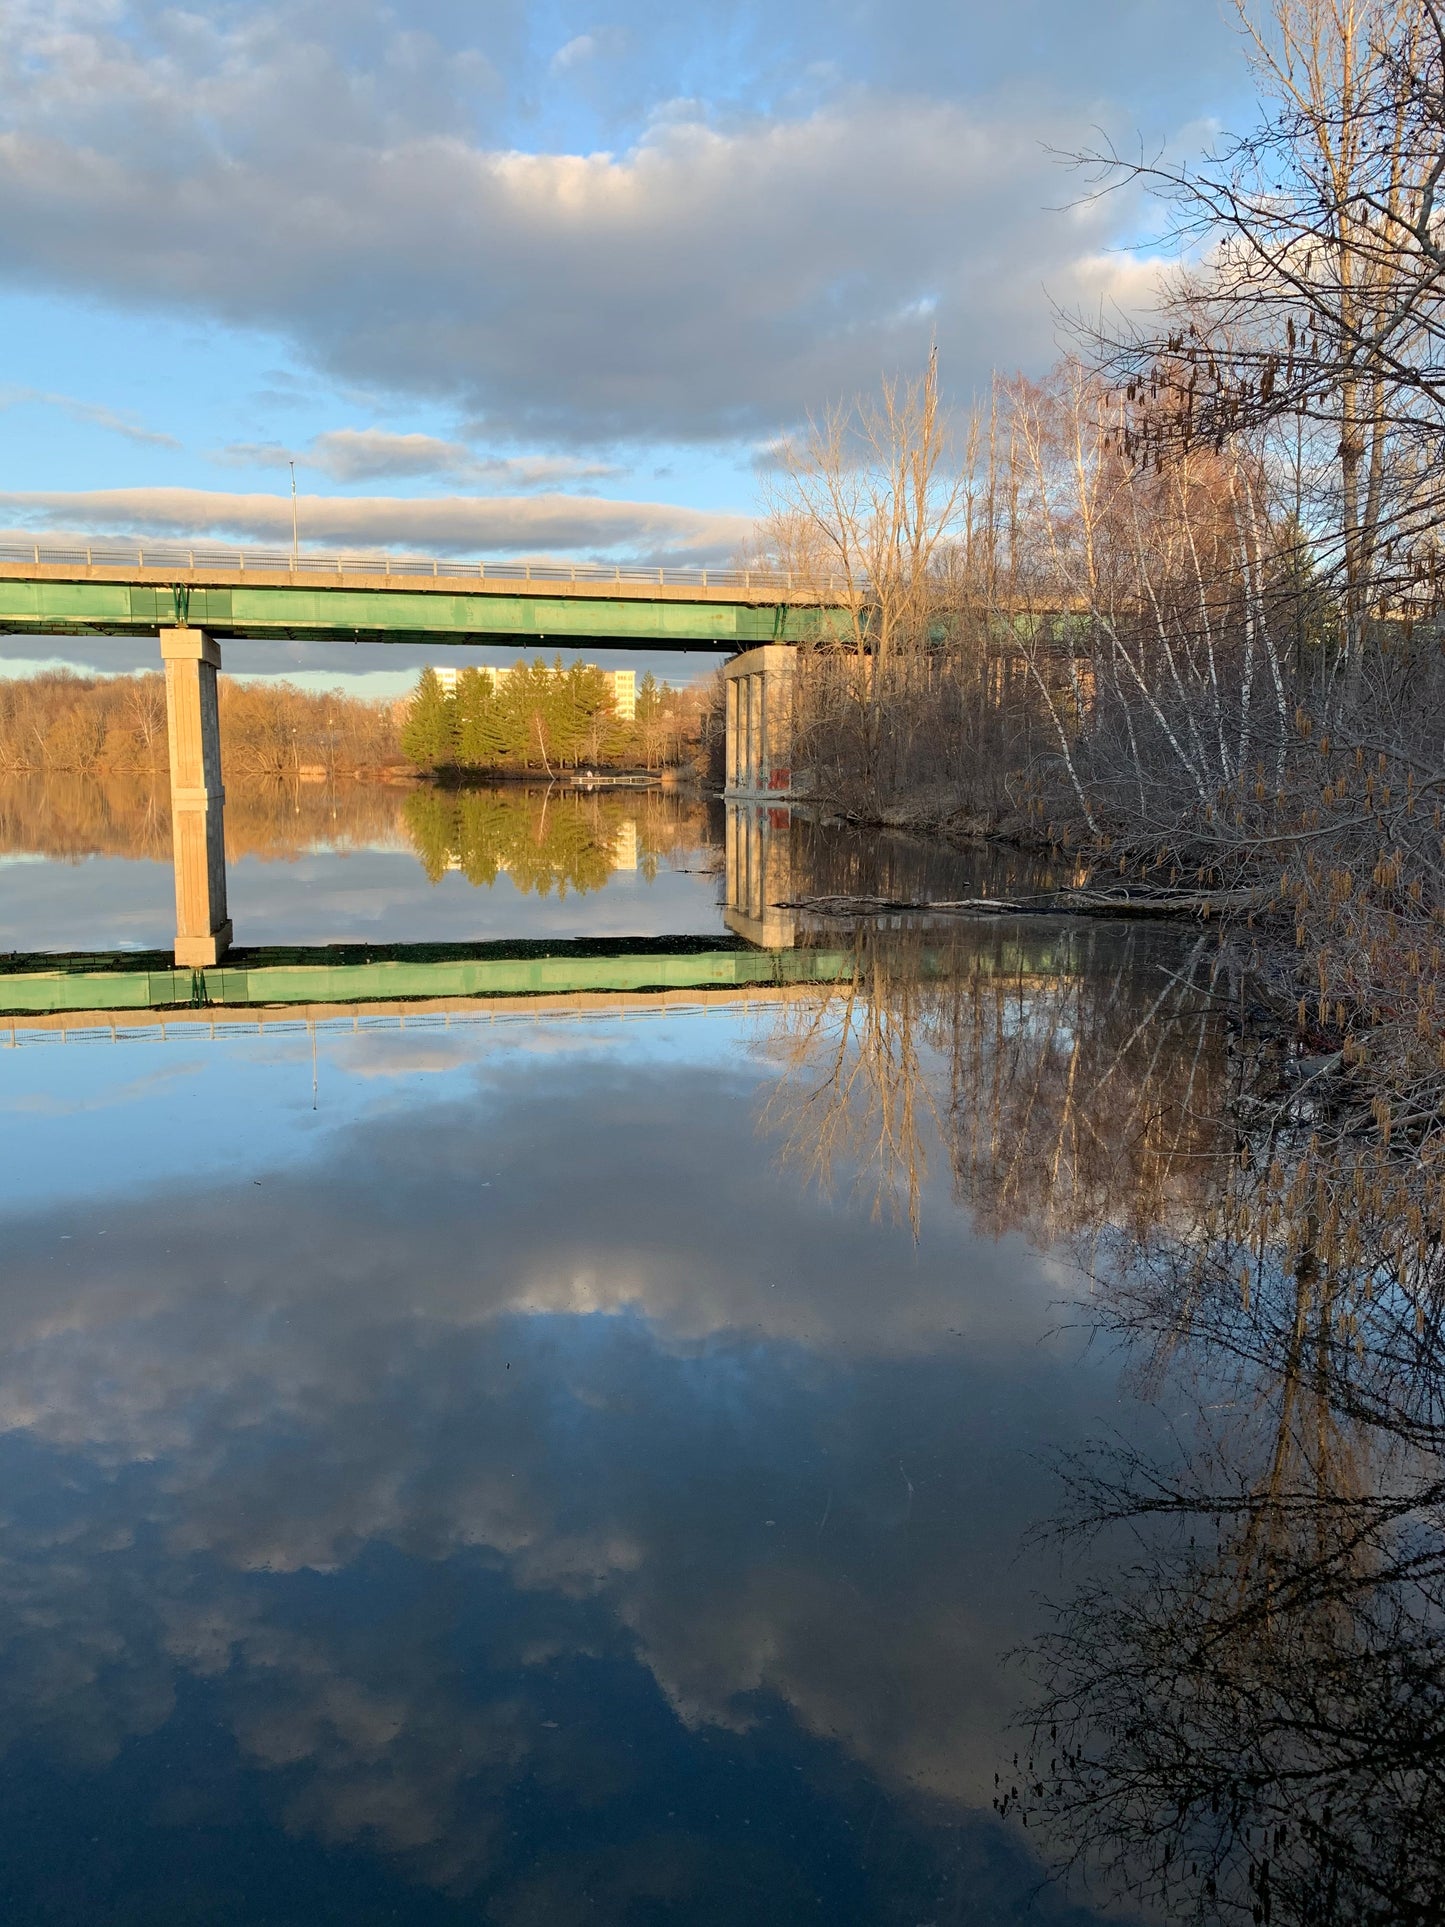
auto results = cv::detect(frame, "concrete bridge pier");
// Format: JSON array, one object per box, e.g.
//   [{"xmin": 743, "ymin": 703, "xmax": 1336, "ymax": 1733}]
[
  {"xmin": 725, "ymin": 645, "xmax": 798, "ymax": 797},
  {"xmin": 161, "ymin": 626, "xmax": 231, "ymax": 967}
]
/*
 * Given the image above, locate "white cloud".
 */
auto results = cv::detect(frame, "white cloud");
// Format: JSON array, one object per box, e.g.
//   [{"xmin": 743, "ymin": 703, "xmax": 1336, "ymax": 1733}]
[
  {"xmin": 306, "ymin": 430, "xmax": 620, "ymax": 488},
  {"xmin": 549, "ymin": 24, "xmax": 628, "ymax": 74},
  {"xmin": 0, "ymin": 486, "xmax": 752, "ymax": 563},
  {"xmin": 550, "ymin": 32, "xmax": 599, "ymax": 71},
  {"xmin": 217, "ymin": 431, "xmax": 620, "ymax": 487},
  {"xmin": 0, "ymin": 2, "xmax": 1181, "ymax": 447},
  {"xmin": 0, "ymin": 385, "xmax": 179, "ymax": 448}
]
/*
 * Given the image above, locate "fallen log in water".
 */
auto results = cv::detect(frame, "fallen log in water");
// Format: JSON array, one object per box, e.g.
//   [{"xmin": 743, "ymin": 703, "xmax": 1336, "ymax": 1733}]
[{"xmin": 777, "ymin": 885, "xmax": 1272, "ymax": 921}]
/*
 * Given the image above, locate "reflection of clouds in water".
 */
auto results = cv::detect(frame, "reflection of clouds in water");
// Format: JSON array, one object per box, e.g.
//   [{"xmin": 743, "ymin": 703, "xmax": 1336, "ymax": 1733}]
[
  {"xmin": 0, "ymin": 1047, "xmax": 1124, "ymax": 1907},
  {"xmin": 327, "ymin": 1022, "xmax": 627, "ymax": 1081},
  {"xmin": 328, "ymin": 1033, "xmax": 487, "ymax": 1080},
  {"xmin": 0, "ymin": 1056, "xmax": 207, "ymax": 1114}
]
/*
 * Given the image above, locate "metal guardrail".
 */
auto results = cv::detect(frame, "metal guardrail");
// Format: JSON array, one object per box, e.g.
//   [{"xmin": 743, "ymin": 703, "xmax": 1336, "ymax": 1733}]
[{"xmin": 0, "ymin": 537, "xmax": 842, "ymax": 597}]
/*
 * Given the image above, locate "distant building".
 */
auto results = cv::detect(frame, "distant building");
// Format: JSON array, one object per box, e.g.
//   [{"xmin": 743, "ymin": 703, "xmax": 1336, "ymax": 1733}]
[
  {"xmin": 612, "ymin": 820, "xmax": 639, "ymax": 871},
  {"xmin": 428, "ymin": 663, "xmax": 635, "ymax": 720},
  {"xmin": 607, "ymin": 669, "xmax": 636, "ymax": 722}
]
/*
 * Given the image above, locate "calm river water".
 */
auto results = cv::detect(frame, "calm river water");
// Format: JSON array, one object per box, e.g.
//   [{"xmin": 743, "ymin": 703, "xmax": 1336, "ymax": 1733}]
[{"xmin": 0, "ymin": 778, "xmax": 1435, "ymax": 1924}]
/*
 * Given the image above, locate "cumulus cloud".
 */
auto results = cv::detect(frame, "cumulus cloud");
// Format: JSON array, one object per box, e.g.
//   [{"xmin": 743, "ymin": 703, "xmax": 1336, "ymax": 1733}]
[
  {"xmin": 0, "ymin": 0, "xmax": 1207, "ymax": 447},
  {"xmin": 0, "ymin": 487, "xmax": 751, "ymax": 563}
]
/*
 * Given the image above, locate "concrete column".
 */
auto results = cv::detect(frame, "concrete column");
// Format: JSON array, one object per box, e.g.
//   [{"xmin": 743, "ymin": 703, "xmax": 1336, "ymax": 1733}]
[
  {"xmin": 768, "ymin": 650, "xmax": 794, "ymax": 792},
  {"xmin": 161, "ymin": 626, "xmax": 231, "ymax": 967},
  {"xmin": 725, "ymin": 648, "xmax": 799, "ymax": 799}
]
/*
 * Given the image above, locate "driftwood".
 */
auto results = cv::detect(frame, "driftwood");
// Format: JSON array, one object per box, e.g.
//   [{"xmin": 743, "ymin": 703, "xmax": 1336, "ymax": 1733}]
[{"xmin": 777, "ymin": 885, "xmax": 1272, "ymax": 921}]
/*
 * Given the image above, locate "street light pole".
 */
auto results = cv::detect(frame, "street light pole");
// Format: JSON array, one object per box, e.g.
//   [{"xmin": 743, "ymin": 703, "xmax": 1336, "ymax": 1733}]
[{"xmin": 289, "ymin": 459, "xmax": 298, "ymax": 567}]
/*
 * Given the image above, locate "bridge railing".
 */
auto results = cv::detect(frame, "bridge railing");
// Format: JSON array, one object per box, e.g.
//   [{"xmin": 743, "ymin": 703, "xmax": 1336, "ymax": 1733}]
[{"xmin": 0, "ymin": 536, "xmax": 846, "ymax": 597}]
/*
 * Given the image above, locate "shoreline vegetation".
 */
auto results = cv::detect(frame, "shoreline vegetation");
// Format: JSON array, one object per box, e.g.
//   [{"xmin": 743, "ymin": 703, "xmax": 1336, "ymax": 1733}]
[
  {"xmin": 756, "ymin": 0, "xmax": 1445, "ymax": 1181},
  {"xmin": 0, "ymin": 657, "xmax": 716, "ymax": 787},
  {"xmin": 0, "ymin": 671, "xmax": 406, "ymax": 781},
  {"xmin": 735, "ymin": 5, "xmax": 1445, "ymax": 1917},
  {"xmin": 398, "ymin": 660, "xmax": 714, "ymax": 780}
]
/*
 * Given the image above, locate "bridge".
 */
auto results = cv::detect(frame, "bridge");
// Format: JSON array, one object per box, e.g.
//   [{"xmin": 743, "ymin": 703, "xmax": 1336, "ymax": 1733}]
[
  {"xmin": 0, "ymin": 538, "xmax": 824, "ymax": 961},
  {"xmin": 0, "ymin": 537, "xmax": 839, "ymax": 649}
]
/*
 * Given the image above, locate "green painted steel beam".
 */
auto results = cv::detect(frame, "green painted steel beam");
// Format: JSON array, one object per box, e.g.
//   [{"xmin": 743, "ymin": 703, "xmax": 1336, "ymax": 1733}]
[
  {"xmin": 0, "ymin": 944, "xmax": 853, "ymax": 1015},
  {"xmin": 0, "ymin": 576, "xmax": 840, "ymax": 651},
  {"xmin": 0, "ymin": 929, "xmax": 1084, "ymax": 1019}
]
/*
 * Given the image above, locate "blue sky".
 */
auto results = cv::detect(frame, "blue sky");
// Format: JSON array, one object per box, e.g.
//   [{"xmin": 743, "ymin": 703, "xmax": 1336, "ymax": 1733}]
[{"xmin": 0, "ymin": 0, "xmax": 1253, "ymax": 689}]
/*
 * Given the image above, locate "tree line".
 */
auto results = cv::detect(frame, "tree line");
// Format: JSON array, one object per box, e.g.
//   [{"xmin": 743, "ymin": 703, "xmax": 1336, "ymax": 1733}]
[
  {"xmin": 0, "ymin": 671, "xmax": 403, "ymax": 777},
  {"xmin": 399, "ymin": 660, "xmax": 711, "ymax": 775}
]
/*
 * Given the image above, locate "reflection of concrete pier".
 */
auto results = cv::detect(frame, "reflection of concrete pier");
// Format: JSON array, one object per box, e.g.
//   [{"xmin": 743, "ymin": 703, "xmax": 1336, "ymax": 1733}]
[
  {"xmin": 724, "ymin": 802, "xmax": 796, "ymax": 950},
  {"xmin": 150, "ymin": 621, "xmax": 805, "ymax": 963},
  {"xmin": 151, "ymin": 617, "xmax": 797, "ymax": 966},
  {"xmin": 724, "ymin": 645, "xmax": 797, "ymax": 798}
]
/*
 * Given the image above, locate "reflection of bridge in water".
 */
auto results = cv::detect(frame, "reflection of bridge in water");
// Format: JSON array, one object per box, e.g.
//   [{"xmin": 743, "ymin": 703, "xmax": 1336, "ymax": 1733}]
[
  {"xmin": 2, "ymin": 800, "xmax": 1084, "ymax": 1032},
  {"xmin": 2, "ymin": 801, "xmax": 813, "ymax": 1027},
  {"xmin": 0, "ymin": 801, "xmax": 805, "ymax": 1032}
]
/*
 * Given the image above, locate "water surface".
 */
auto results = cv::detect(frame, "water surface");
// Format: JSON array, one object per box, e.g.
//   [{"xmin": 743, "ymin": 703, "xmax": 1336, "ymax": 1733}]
[{"xmin": 5, "ymin": 771, "xmax": 1426, "ymax": 1925}]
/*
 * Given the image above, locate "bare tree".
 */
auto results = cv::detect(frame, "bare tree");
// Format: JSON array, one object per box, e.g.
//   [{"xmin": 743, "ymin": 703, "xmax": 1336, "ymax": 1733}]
[{"xmin": 1072, "ymin": 0, "xmax": 1445, "ymax": 700}]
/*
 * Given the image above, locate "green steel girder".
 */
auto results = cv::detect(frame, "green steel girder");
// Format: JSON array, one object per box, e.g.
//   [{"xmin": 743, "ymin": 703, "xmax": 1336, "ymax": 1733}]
[
  {"xmin": 0, "ymin": 945, "xmax": 854, "ymax": 1015},
  {"xmin": 0, "ymin": 577, "xmax": 841, "ymax": 651}
]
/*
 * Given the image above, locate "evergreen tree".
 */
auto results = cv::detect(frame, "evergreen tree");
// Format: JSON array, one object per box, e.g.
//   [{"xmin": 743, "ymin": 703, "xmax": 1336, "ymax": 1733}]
[
  {"xmin": 503, "ymin": 658, "xmax": 560, "ymax": 770},
  {"xmin": 567, "ymin": 662, "xmax": 623, "ymax": 768},
  {"xmin": 399, "ymin": 668, "xmax": 457, "ymax": 771},
  {"xmin": 455, "ymin": 667, "xmax": 506, "ymax": 769},
  {"xmin": 401, "ymin": 789, "xmax": 457, "ymax": 880}
]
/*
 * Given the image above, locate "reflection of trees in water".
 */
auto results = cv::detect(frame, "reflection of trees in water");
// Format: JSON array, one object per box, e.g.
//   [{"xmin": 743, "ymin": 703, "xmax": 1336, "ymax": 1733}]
[
  {"xmin": 765, "ymin": 917, "xmax": 1226, "ymax": 1242},
  {"xmin": 0, "ymin": 774, "xmax": 719, "ymax": 894},
  {"xmin": 785, "ymin": 811, "xmax": 1088, "ymax": 911},
  {"xmin": 1012, "ymin": 1013, "xmax": 1445, "ymax": 1922},
  {"xmin": 766, "ymin": 913, "xmax": 1445, "ymax": 1921},
  {"xmin": 0, "ymin": 770, "xmax": 173, "ymax": 863},
  {"xmin": 0, "ymin": 771, "xmax": 410, "ymax": 864},
  {"xmin": 401, "ymin": 786, "xmax": 714, "ymax": 897},
  {"xmin": 765, "ymin": 922, "xmax": 947, "ymax": 1234}
]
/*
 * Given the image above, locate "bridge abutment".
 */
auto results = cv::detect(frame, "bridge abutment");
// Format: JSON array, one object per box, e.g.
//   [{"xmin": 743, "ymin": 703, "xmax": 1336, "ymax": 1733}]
[
  {"xmin": 724, "ymin": 645, "xmax": 798, "ymax": 798},
  {"xmin": 161, "ymin": 626, "xmax": 231, "ymax": 967}
]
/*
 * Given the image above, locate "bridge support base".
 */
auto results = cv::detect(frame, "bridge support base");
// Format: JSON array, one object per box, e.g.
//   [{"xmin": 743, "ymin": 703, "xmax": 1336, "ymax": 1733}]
[
  {"xmin": 724, "ymin": 644, "xmax": 798, "ymax": 797},
  {"xmin": 161, "ymin": 626, "xmax": 231, "ymax": 968}
]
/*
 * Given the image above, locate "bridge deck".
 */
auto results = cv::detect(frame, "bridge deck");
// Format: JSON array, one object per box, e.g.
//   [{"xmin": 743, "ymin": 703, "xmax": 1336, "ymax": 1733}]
[
  {"xmin": 0, "ymin": 539, "xmax": 838, "ymax": 650},
  {"xmin": 0, "ymin": 938, "xmax": 849, "ymax": 1018}
]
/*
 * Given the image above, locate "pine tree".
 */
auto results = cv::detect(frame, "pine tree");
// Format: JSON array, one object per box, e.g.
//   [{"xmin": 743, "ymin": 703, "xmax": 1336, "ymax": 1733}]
[
  {"xmin": 399, "ymin": 668, "xmax": 457, "ymax": 771},
  {"xmin": 401, "ymin": 789, "xmax": 457, "ymax": 880},
  {"xmin": 455, "ymin": 667, "xmax": 506, "ymax": 769}
]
